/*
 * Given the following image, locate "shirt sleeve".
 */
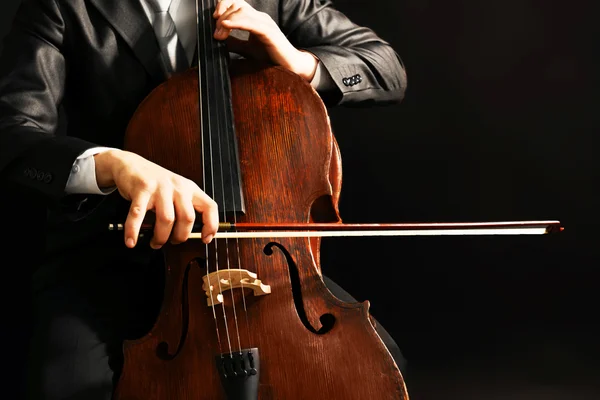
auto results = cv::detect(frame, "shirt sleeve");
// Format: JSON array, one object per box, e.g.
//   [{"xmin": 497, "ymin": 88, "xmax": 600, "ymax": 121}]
[
  {"xmin": 65, "ymin": 147, "xmax": 118, "ymax": 195},
  {"xmin": 309, "ymin": 61, "xmax": 336, "ymax": 92}
]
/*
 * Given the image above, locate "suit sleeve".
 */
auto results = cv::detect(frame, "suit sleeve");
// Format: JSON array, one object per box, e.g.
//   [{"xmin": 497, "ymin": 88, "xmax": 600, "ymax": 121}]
[
  {"xmin": 0, "ymin": 0, "xmax": 98, "ymax": 204},
  {"xmin": 279, "ymin": 0, "xmax": 407, "ymax": 106}
]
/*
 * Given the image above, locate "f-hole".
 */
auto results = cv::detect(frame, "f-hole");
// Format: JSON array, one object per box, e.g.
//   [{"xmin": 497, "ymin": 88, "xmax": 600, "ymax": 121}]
[
  {"xmin": 264, "ymin": 243, "xmax": 335, "ymax": 334},
  {"xmin": 156, "ymin": 256, "xmax": 202, "ymax": 360}
]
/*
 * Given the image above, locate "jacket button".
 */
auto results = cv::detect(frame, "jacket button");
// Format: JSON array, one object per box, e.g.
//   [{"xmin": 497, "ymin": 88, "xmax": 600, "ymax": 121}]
[
  {"xmin": 36, "ymin": 170, "xmax": 45, "ymax": 181},
  {"xmin": 43, "ymin": 173, "xmax": 53, "ymax": 184},
  {"xmin": 29, "ymin": 168, "xmax": 38, "ymax": 179}
]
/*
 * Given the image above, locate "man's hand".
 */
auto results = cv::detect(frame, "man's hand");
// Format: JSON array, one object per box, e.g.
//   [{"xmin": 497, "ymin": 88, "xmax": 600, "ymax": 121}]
[
  {"xmin": 213, "ymin": 0, "xmax": 319, "ymax": 81},
  {"xmin": 94, "ymin": 150, "xmax": 219, "ymax": 249}
]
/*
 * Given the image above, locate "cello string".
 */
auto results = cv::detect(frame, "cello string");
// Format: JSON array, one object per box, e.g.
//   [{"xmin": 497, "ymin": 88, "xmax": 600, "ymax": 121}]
[
  {"xmin": 194, "ymin": 0, "xmax": 223, "ymax": 354},
  {"xmin": 208, "ymin": 0, "xmax": 244, "ymax": 354},
  {"xmin": 214, "ymin": 19, "xmax": 254, "ymax": 351},
  {"xmin": 211, "ymin": 0, "xmax": 253, "ymax": 351},
  {"xmin": 198, "ymin": 0, "xmax": 231, "ymax": 356},
  {"xmin": 204, "ymin": 0, "xmax": 235, "ymax": 356},
  {"xmin": 196, "ymin": 0, "xmax": 224, "ymax": 355}
]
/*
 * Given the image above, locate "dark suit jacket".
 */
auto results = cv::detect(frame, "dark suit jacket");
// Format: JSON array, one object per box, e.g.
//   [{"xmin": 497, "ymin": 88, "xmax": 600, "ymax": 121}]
[{"xmin": 0, "ymin": 0, "xmax": 406, "ymax": 263}]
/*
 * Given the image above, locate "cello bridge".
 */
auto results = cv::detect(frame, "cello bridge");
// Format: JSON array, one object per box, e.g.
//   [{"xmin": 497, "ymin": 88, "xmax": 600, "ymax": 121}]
[{"xmin": 202, "ymin": 269, "xmax": 271, "ymax": 306}]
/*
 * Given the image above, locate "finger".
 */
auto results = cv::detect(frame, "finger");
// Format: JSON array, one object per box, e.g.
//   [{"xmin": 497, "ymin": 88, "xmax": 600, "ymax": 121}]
[
  {"xmin": 214, "ymin": 7, "xmax": 244, "ymax": 40},
  {"xmin": 213, "ymin": 0, "xmax": 243, "ymax": 18},
  {"xmin": 219, "ymin": 10, "xmax": 267, "ymax": 38},
  {"xmin": 171, "ymin": 192, "xmax": 196, "ymax": 244},
  {"xmin": 214, "ymin": 25, "xmax": 233, "ymax": 41},
  {"xmin": 151, "ymin": 190, "xmax": 176, "ymax": 249},
  {"xmin": 192, "ymin": 189, "xmax": 219, "ymax": 244},
  {"xmin": 125, "ymin": 191, "xmax": 152, "ymax": 248},
  {"xmin": 213, "ymin": 0, "xmax": 231, "ymax": 18}
]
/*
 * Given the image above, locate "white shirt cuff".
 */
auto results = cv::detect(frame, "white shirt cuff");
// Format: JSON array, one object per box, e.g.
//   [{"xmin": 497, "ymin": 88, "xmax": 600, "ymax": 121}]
[
  {"xmin": 310, "ymin": 61, "xmax": 336, "ymax": 92},
  {"xmin": 65, "ymin": 147, "xmax": 118, "ymax": 195}
]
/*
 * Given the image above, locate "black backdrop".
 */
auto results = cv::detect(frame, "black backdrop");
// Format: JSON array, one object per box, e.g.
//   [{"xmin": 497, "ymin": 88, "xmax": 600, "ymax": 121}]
[{"xmin": 2, "ymin": 0, "xmax": 599, "ymax": 397}]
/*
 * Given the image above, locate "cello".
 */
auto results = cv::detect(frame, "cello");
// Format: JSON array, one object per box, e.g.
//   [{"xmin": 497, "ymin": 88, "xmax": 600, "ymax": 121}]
[{"xmin": 112, "ymin": 0, "xmax": 560, "ymax": 398}]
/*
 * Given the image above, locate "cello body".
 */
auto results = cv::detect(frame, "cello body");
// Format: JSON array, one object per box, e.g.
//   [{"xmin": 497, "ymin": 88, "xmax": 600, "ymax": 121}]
[{"xmin": 113, "ymin": 60, "xmax": 408, "ymax": 399}]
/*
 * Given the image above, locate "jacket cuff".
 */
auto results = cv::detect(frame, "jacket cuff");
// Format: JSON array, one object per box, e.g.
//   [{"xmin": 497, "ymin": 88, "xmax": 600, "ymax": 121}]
[
  {"xmin": 5, "ymin": 133, "xmax": 100, "ymax": 203},
  {"xmin": 303, "ymin": 46, "xmax": 373, "ymax": 104}
]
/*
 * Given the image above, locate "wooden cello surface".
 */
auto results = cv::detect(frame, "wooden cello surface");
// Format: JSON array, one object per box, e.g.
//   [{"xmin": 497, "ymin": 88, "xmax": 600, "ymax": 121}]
[{"xmin": 113, "ymin": 59, "xmax": 408, "ymax": 399}]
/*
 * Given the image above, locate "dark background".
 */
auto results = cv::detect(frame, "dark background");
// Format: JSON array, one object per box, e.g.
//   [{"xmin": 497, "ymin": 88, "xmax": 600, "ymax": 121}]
[{"xmin": 1, "ymin": 0, "xmax": 599, "ymax": 398}]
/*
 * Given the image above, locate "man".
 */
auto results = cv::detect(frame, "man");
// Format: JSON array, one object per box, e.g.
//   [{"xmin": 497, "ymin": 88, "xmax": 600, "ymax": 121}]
[{"xmin": 0, "ymin": 0, "xmax": 407, "ymax": 398}]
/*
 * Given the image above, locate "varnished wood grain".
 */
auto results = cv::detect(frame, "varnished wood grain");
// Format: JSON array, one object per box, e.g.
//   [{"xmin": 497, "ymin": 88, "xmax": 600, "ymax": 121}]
[{"xmin": 114, "ymin": 60, "xmax": 408, "ymax": 400}]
